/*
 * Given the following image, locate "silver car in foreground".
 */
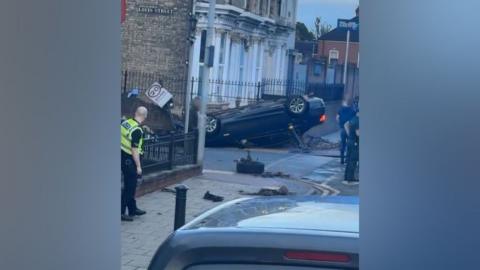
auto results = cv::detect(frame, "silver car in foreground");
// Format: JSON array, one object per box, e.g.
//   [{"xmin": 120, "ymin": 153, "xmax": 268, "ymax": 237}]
[{"xmin": 148, "ymin": 196, "xmax": 359, "ymax": 270}]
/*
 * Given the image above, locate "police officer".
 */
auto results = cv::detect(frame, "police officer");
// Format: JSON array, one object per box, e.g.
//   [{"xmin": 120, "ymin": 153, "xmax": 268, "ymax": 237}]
[
  {"xmin": 121, "ymin": 106, "xmax": 148, "ymax": 221},
  {"xmin": 337, "ymin": 100, "xmax": 356, "ymax": 164},
  {"xmin": 344, "ymin": 111, "xmax": 359, "ymax": 184}
]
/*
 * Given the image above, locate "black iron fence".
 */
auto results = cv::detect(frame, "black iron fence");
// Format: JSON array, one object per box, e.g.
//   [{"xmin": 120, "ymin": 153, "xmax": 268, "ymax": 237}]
[
  {"xmin": 121, "ymin": 70, "xmax": 345, "ymax": 112},
  {"xmin": 189, "ymin": 78, "xmax": 344, "ymax": 105},
  {"xmin": 122, "ymin": 70, "xmax": 188, "ymax": 113},
  {"xmin": 142, "ymin": 131, "xmax": 197, "ymax": 174}
]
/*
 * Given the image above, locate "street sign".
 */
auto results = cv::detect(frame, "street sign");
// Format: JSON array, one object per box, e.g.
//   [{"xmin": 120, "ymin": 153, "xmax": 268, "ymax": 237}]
[
  {"xmin": 146, "ymin": 82, "xmax": 173, "ymax": 108},
  {"xmin": 136, "ymin": 4, "xmax": 176, "ymax": 15},
  {"xmin": 338, "ymin": 19, "xmax": 359, "ymax": 31}
]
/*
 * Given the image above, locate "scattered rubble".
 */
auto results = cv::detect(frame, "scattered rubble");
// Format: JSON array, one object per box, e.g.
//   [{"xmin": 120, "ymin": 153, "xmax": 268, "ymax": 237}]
[
  {"xmin": 304, "ymin": 135, "xmax": 340, "ymax": 150},
  {"xmin": 240, "ymin": 185, "xmax": 292, "ymax": 196},
  {"xmin": 261, "ymin": 171, "xmax": 291, "ymax": 179}
]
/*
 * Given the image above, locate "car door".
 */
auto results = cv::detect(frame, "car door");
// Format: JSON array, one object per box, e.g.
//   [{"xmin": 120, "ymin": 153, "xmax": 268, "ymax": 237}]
[{"xmin": 225, "ymin": 103, "xmax": 290, "ymax": 141}]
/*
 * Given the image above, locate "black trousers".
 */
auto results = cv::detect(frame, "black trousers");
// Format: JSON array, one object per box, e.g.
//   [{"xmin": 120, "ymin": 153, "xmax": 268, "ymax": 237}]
[
  {"xmin": 121, "ymin": 157, "xmax": 138, "ymax": 216},
  {"xmin": 340, "ymin": 129, "xmax": 348, "ymax": 163},
  {"xmin": 345, "ymin": 141, "xmax": 359, "ymax": 181}
]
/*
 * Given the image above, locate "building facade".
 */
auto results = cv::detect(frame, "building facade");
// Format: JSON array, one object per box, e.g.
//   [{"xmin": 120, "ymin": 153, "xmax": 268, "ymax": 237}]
[
  {"xmin": 190, "ymin": 0, "xmax": 298, "ymax": 104},
  {"xmin": 122, "ymin": 0, "xmax": 194, "ymax": 79},
  {"xmin": 309, "ymin": 8, "xmax": 360, "ymax": 100}
]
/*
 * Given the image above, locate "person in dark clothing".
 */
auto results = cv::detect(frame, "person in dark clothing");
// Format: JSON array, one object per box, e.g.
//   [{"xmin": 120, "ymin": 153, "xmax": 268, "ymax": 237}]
[
  {"xmin": 337, "ymin": 100, "xmax": 356, "ymax": 164},
  {"xmin": 344, "ymin": 111, "xmax": 360, "ymax": 184},
  {"xmin": 121, "ymin": 106, "xmax": 148, "ymax": 221},
  {"xmin": 188, "ymin": 96, "xmax": 201, "ymax": 132}
]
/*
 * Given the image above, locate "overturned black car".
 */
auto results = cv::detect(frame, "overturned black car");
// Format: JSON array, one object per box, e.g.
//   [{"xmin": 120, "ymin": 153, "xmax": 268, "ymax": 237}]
[{"xmin": 205, "ymin": 96, "xmax": 326, "ymax": 147}]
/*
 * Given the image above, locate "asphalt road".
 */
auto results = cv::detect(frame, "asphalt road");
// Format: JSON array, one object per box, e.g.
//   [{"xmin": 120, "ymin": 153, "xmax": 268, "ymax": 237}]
[{"xmin": 203, "ymin": 128, "xmax": 359, "ymax": 197}]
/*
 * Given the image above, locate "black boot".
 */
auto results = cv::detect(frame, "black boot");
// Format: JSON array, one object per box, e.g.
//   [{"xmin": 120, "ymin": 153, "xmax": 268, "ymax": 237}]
[
  {"xmin": 133, "ymin": 208, "xmax": 146, "ymax": 216},
  {"xmin": 121, "ymin": 214, "xmax": 134, "ymax": 222},
  {"xmin": 203, "ymin": 191, "xmax": 224, "ymax": 202}
]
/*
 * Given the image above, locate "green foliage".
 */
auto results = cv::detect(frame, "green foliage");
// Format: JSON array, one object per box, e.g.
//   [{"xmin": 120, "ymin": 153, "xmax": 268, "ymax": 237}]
[{"xmin": 296, "ymin": 22, "xmax": 315, "ymax": 41}]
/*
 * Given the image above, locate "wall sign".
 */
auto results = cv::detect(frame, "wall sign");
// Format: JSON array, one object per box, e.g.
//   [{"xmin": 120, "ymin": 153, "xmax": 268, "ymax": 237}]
[{"xmin": 136, "ymin": 4, "xmax": 175, "ymax": 15}]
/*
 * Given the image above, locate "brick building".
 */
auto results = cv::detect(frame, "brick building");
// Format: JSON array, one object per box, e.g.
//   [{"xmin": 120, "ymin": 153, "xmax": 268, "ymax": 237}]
[
  {"xmin": 121, "ymin": 0, "xmax": 298, "ymax": 109},
  {"xmin": 121, "ymin": 0, "xmax": 194, "ymax": 78},
  {"xmin": 311, "ymin": 7, "xmax": 360, "ymax": 100}
]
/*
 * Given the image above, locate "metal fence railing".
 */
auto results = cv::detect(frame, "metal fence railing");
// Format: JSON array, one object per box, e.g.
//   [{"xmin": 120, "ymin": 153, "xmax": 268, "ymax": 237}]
[
  {"xmin": 121, "ymin": 70, "xmax": 188, "ymax": 114},
  {"xmin": 142, "ymin": 131, "xmax": 197, "ymax": 174},
  {"xmin": 121, "ymin": 70, "xmax": 345, "ymax": 112}
]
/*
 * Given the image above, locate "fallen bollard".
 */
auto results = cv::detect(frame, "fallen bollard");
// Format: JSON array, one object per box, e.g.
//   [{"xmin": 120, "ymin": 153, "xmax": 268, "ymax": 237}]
[{"xmin": 174, "ymin": 184, "xmax": 189, "ymax": 231}]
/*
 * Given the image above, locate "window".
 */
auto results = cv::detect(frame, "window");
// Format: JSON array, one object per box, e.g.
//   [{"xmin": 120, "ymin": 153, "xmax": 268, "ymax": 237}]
[
  {"xmin": 277, "ymin": 0, "xmax": 282, "ymax": 16},
  {"xmin": 329, "ymin": 49, "xmax": 339, "ymax": 65},
  {"xmin": 199, "ymin": 30, "xmax": 207, "ymax": 63},
  {"xmin": 313, "ymin": 43, "xmax": 319, "ymax": 55}
]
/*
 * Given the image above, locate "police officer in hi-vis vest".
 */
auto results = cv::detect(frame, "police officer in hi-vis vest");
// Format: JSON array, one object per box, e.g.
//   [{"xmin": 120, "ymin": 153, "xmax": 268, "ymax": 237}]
[{"xmin": 121, "ymin": 106, "xmax": 148, "ymax": 221}]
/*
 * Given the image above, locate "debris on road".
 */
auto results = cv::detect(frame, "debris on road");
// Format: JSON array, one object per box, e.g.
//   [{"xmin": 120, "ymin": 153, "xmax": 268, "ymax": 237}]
[
  {"xmin": 203, "ymin": 191, "xmax": 224, "ymax": 202},
  {"xmin": 304, "ymin": 135, "xmax": 340, "ymax": 150},
  {"xmin": 240, "ymin": 185, "xmax": 291, "ymax": 196},
  {"xmin": 261, "ymin": 171, "xmax": 291, "ymax": 179},
  {"xmin": 235, "ymin": 150, "xmax": 265, "ymax": 175}
]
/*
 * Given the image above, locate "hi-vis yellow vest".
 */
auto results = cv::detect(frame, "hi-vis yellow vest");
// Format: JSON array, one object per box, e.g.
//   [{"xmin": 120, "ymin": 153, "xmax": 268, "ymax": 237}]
[{"xmin": 121, "ymin": 119, "xmax": 144, "ymax": 155}]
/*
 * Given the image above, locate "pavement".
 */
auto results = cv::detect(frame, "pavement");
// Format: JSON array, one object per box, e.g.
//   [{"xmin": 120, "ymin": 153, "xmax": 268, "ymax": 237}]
[
  {"xmin": 121, "ymin": 129, "xmax": 358, "ymax": 270},
  {"xmin": 121, "ymin": 170, "xmax": 318, "ymax": 270},
  {"xmin": 121, "ymin": 177, "xmax": 258, "ymax": 270}
]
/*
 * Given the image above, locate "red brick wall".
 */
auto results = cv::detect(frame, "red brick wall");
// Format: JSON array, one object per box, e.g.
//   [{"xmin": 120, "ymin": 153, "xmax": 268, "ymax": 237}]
[{"xmin": 316, "ymin": 40, "xmax": 359, "ymax": 66}]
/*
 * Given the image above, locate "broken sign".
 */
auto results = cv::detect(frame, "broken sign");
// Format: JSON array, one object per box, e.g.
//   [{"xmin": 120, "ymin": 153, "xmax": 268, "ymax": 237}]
[{"xmin": 146, "ymin": 82, "xmax": 173, "ymax": 108}]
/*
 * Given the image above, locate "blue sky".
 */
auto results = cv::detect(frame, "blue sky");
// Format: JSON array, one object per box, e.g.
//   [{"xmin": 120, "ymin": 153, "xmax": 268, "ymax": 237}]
[{"xmin": 297, "ymin": 0, "xmax": 359, "ymax": 31}]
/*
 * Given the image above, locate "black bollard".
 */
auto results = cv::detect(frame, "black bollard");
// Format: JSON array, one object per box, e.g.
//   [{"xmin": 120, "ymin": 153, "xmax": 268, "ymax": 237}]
[{"xmin": 174, "ymin": 184, "xmax": 189, "ymax": 231}]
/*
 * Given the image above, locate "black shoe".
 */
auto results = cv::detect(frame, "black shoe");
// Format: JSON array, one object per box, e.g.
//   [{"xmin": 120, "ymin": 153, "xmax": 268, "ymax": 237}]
[
  {"xmin": 121, "ymin": 214, "xmax": 134, "ymax": 222},
  {"xmin": 203, "ymin": 191, "xmax": 224, "ymax": 202},
  {"xmin": 133, "ymin": 209, "xmax": 146, "ymax": 216}
]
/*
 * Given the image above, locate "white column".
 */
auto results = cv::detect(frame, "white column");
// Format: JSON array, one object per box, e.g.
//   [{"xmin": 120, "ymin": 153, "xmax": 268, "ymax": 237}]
[
  {"xmin": 228, "ymin": 41, "xmax": 238, "ymax": 98},
  {"xmin": 191, "ymin": 31, "xmax": 202, "ymax": 96},
  {"xmin": 275, "ymin": 45, "xmax": 282, "ymax": 80},
  {"xmin": 257, "ymin": 41, "xmax": 264, "ymax": 81},
  {"xmin": 248, "ymin": 40, "xmax": 259, "ymax": 99},
  {"xmin": 221, "ymin": 33, "xmax": 232, "ymax": 99},
  {"xmin": 279, "ymin": 46, "xmax": 285, "ymax": 80},
  {"xmin": 223, "ymin": 34, "xmax": 232, "ymax": 80},
  {"xmin": 282, "ymin": 46, "xmax": 288, "ymax": 80},
  {"xmin": 250, "ymin": 40, "xmax": 259, "ymax": 82},
  {"xmin": 212, "ymin": 31, "xmax": 222, "ymax": 82}
]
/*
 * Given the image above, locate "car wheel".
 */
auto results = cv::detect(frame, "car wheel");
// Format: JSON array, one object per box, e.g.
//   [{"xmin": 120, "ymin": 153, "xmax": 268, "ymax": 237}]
[
  {"xmin": 286, "ymin": 96, "xmax": 309, "ymax": 117},
  {"xmin": 205, "ymin": 116, "xmax": 220, "ymax": 135},
  {"xmin": 236, "ymin": 161, "xmax": 265, "ymax": 175}
]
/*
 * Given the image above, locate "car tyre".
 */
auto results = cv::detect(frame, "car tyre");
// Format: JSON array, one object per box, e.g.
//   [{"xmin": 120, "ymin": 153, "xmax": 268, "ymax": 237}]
[
  {"xmin": 205, "ymin": 116, "xmax": 220, "ymax": 135},
  {"xmin": 286, "ymin": 96, "xmax": 309, "ymax": 117},
  {"xmin": 236, "ymin": 161, "xmax": 265, "ymax": 175}
]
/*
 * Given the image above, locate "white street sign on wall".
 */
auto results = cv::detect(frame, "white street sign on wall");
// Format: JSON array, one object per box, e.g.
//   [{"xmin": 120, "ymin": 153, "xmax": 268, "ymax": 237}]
[{"xmin": 146, "ymin": 82, "xmax": 173, "ymax": 108}]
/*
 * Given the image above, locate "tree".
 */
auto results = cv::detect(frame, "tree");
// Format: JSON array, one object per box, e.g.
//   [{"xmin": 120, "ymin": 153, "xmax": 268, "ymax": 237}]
[
  {"xmin": 296, "ymin": 22, "xmax": 315, "ymax": 41},
  {"xmin": 314, "ymin": 17, "xmax": 332, "ymax": 39}
]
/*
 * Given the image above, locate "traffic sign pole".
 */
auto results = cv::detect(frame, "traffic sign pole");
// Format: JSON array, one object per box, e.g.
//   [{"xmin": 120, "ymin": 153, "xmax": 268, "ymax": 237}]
[{"xmin": 197, "ymin": 0, "xmax": 216, "ymax": 165}]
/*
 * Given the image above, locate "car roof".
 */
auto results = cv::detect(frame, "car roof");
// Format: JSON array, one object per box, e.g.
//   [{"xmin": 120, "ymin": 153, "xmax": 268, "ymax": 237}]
[{"xmin": 182, "ymin": 196, "xmax": 359, "ymax": 235}]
